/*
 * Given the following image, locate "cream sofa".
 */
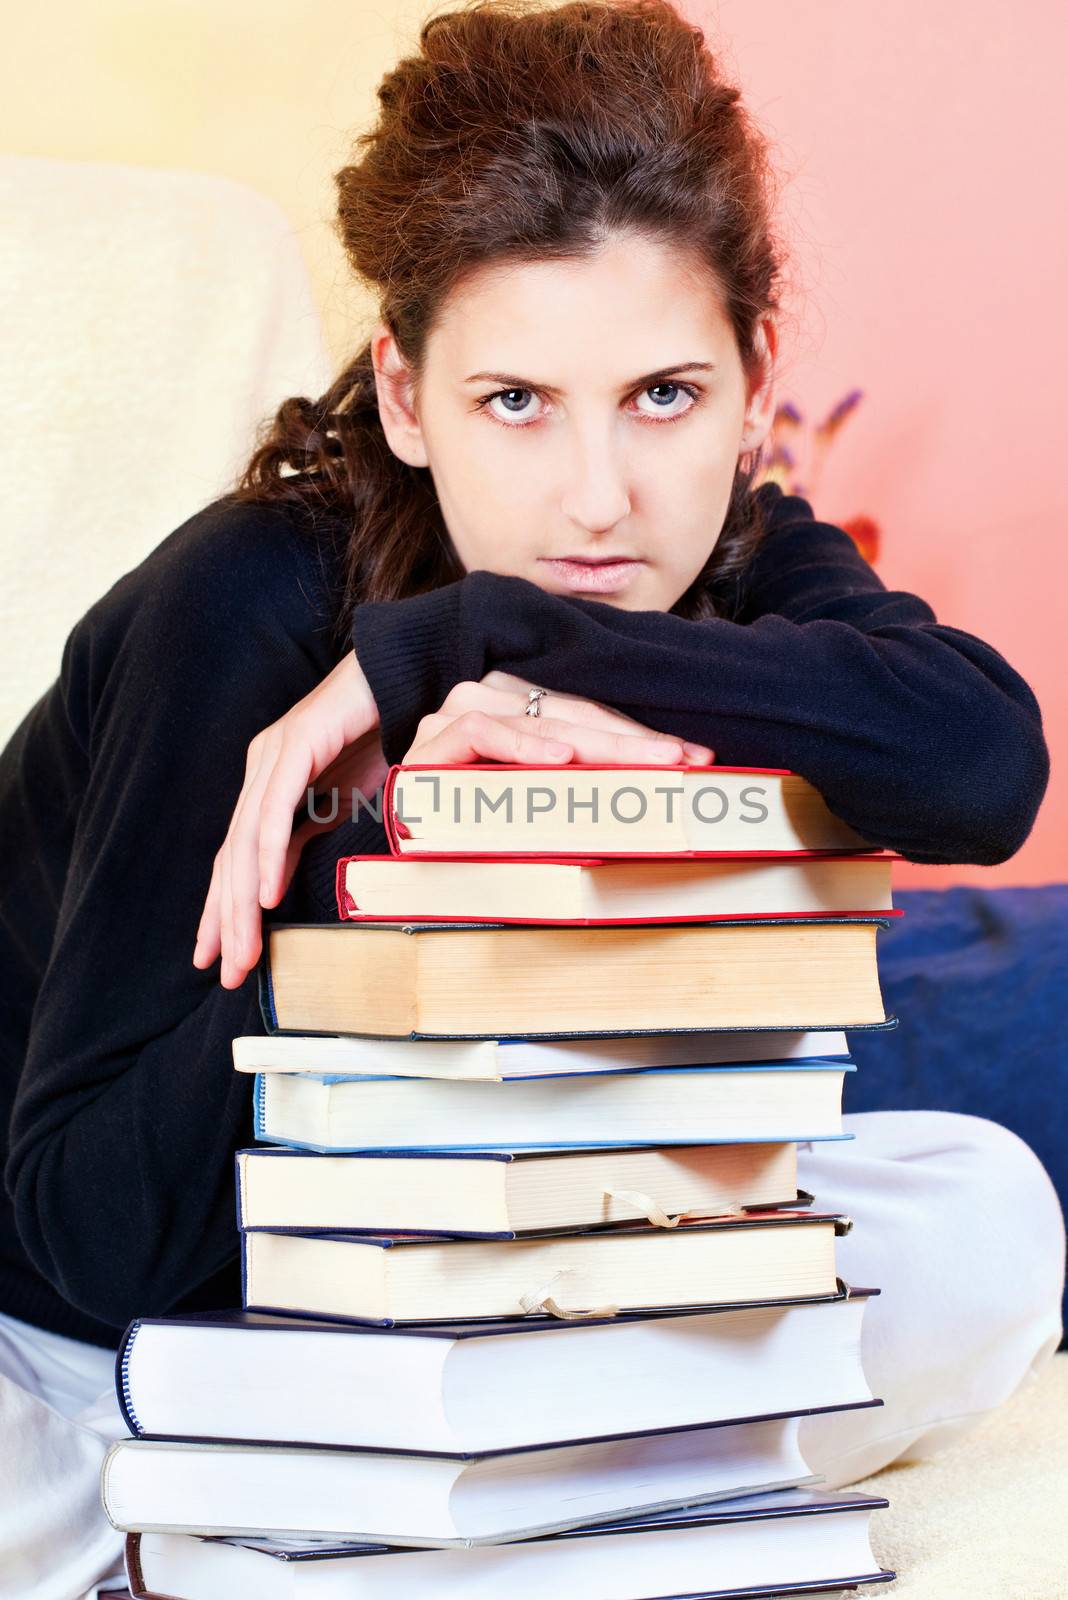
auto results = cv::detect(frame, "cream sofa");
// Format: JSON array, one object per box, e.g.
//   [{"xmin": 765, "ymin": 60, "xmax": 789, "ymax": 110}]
[{"xmin": 0, "ymin": 153, "xmax": 333, "ymax": 745}]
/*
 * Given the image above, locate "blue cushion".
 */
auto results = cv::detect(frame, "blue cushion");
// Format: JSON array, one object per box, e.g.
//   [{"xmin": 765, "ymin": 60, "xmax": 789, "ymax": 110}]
[{"xmin": 847, "ymin": 884, "xmax": 1068, "ymax": 1339}]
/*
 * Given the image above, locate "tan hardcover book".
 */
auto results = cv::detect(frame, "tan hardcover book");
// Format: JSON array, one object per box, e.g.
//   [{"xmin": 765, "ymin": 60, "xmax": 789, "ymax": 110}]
[{"xmin": 259, "ymin": 919, "xmax": 891, "ymax": 1037}]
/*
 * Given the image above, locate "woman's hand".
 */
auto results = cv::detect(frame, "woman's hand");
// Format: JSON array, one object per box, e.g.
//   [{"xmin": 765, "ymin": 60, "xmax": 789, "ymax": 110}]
[
  {"xmin": 193, "ymin": 649, "xmax": 380, "ymax": 989},
  {"xmin": 402, "ymin": 669, "xmax": 715, "ymax": 767},
  {"xmin": 193, "ymin": 655, "xmax": 715, "ymax": 992}
]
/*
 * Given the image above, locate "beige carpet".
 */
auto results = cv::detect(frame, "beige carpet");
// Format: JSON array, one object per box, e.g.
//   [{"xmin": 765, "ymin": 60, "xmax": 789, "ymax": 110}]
[{"xmin": 854, "ymin": 1351, "xmax": 1068, "ymax": 1597}]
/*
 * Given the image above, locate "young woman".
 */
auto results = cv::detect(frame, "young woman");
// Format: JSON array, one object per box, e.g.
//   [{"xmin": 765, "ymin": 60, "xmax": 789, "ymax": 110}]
[{"xmin": 1, "ymin": 1, "xmax": 1063, "ymax": 1594}]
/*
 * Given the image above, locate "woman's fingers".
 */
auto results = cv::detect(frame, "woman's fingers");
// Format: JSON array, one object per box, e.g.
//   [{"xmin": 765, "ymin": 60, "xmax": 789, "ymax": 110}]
[
  {"xmin": 225, "ymin": 739, "xmax": 285, "ymax": 984},
  {"xmin": 199, "ymin": 720, "xmax": 347, "ymax": 989},
  {"xmin": 255, "ymin": 732, "xmax": 324, "ymax": 909},
  {"xmin": 193, "ymin": 651, "xmax": 380, "ymax": 990},
  {"xmin": 405, "ymin": 710, "xmax": 576, "ymax": 768},
  {"xmin": 404, "ymin": 709, "xmax": 693, "ymax": 768},
  {"xmin": 471, "ymin": 672, "xmax": 714, "ymax": 762},
  {"xmin": 193, "ymin": 851, "xmax": 224, "ymax": 968},
  {"xmin": 513, "ymin": 714, "xmax": 688, "ymax": 764}
]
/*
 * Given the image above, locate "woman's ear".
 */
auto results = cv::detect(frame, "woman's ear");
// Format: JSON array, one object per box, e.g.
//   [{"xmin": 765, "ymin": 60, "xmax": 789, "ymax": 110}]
[
  {"xmin": 369, "ymin": 320, "xmax": 430, "ymax": 468},
  {"xmin": 738, "ymin": 314, "xmax": 778, "ymax": 458}
]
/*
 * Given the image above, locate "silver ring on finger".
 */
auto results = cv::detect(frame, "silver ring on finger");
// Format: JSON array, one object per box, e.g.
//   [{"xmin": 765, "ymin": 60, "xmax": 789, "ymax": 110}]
[{"xmin": 524, "ymin": 687, "xmax": 549, "ymax": 718}]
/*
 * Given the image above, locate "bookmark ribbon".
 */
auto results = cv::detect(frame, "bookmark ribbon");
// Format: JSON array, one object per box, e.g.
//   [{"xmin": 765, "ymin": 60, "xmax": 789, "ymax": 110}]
[
  {"xmin": 602, "ymin": 1186, "xmax": 746, "ymax": 1229},
  {"xmin": 518, "ymin": 1266, "xmax": 620, "ymax": 1321}
]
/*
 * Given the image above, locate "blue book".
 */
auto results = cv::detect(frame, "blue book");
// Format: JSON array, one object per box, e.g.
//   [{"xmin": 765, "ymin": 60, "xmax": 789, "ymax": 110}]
[{"xmin": 251, "ymin": 1059, "xmax": 857, "ymax": 1154}]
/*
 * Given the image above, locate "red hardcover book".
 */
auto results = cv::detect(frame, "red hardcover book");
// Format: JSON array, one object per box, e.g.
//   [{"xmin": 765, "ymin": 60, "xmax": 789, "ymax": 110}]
[
  {"xmin": 380, "ymin": 761, "xmax": 892, "ymax": 860},
  {"xmin": 334, "ymin": 850, "xmax": 901, "ymax": 926}
]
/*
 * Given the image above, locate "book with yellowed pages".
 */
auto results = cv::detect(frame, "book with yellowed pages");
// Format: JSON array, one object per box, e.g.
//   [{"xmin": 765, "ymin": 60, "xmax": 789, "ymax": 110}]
[
  {"xmin": 235, "ymin": 1142, "xmax": 807, "ymax": 1236},
  {"xmin": 336, "ymin": 850, "xmax": 897, "ymax": 924},
  {"xmin": 257, "ymin": 919, "xmax": 892, "ymax": 1038},
  {"xmin": 232, "ymin": 1027, "xmax": 852, "ymax": 1083},
  {"xmin": 383, "ymin": 761, "xmax": 880, "ymax": 857},
  {"xmin": 240, "ymin": 1210, "xmax": 851, "ymax": 1325}
]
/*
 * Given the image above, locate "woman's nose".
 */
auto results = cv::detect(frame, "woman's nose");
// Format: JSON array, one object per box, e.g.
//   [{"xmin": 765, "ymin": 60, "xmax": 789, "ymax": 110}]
[{"xmin": 558, "ymin": 432, "xmax": 633, "ymax": 533}]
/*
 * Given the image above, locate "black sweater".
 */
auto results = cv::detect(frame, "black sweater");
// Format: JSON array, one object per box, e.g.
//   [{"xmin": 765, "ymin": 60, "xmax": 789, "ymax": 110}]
[{"xmin": 0, "ymin": 482, "xmax": 1049, "ymax": 1346}]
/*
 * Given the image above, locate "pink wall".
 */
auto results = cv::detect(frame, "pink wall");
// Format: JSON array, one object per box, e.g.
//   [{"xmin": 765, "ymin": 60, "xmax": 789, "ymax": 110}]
[{"xmin": 707, "ymin": 1, "xmax": 1066, "ymax": 886}]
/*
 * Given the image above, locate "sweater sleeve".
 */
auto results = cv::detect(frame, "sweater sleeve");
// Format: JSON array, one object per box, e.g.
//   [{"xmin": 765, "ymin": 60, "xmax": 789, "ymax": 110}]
[
  {"xmin": 4, "ymin": 506, "xmax": 340, "ymax": 1331},
  {"xmin": 350, "ymin": 488, "xmax": 1048, "ymax": 866}
]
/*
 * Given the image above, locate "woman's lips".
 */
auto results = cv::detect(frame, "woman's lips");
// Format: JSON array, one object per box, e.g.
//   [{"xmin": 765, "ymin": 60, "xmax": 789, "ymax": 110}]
[{"xmin": 541, "ymin": 558, "xmax": 644, "ymax": 593}]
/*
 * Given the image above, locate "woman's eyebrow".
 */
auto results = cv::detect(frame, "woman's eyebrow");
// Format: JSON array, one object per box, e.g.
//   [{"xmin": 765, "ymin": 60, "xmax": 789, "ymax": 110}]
[{"xmin": 462, "ymin": 360, "xmax": 717, "ymax": 397}]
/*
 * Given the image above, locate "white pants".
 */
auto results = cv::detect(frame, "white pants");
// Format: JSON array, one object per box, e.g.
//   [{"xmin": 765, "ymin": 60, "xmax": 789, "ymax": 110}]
[{"xmin": 1, "ymin": 1110, "xmax": 1064, "ymax": 1600}]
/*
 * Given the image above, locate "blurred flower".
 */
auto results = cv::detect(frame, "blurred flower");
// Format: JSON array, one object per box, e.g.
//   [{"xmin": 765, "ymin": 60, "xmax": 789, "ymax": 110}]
[
  {"xmin": 754, "ymin": 389, "xmax": 881, "ymax": 565},
  {"xmin": 842, "ymin": 514, "xmax": 880, "ymax": 565}
]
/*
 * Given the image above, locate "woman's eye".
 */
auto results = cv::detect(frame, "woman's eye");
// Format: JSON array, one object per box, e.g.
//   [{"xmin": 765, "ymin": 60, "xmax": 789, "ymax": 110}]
[
  {"xmin": 474, "ymin": 380, "xmax": 699, "ymax": 428},
  {"xmin": 476, "ymin": 387, "xmax": 542, "ymax": 425},
  {"xmin": 634, "ymin": 381, "xmax": 699, "ymax": 421}
]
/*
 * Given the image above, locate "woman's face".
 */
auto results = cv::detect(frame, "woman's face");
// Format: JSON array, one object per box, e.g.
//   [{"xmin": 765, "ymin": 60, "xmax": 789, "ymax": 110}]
[{"xmin": 372, "ymin": 231, "xmax": 777, "ymax": 612}]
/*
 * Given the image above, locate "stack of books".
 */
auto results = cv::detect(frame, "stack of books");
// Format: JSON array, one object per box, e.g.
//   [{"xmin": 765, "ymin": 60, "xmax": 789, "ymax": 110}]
[{"xmin": 103, "ymin": 762, "xmax": 899, "ymax": 1599}]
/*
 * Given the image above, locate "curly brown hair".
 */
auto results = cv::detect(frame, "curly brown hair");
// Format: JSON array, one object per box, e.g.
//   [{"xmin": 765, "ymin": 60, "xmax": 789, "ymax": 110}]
[{"xmin": 222, "ymin": 0, "xmax": 789, "ymax": 648}]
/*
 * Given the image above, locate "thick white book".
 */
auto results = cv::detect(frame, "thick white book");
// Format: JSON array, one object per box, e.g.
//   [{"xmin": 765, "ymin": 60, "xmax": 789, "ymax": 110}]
[
  {"xmin": 125, "ymin": 1488, "xmax": 894, "ymax": 1598},
  {"xmin": 117, "ymin": 1291, "xmax": 878, "ymax": 1454},
  {"xmin": 102, "ymin": 1416, "xmax": 821, "ymax": 1546}
]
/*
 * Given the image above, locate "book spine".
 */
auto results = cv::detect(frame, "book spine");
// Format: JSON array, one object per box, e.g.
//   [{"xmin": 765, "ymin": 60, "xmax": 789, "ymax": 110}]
[
  {"xmin": 392, "ymin": 761, "xmax": 799, "ymax": 775},
  {"xmin": 256, "ymin": 943, "xmax": 278, "ymax": 1031},
  {"xmin": 252, "ymin": 1075, "xmax": 267, "ymax": 1140},
  {"xmin": 239, "ymin": 1229, "xmax": 249, "ymax": 1308},
  {"xmin": 233, "ymin": 1150, "xmax": 245, "ymax": 1233},
  {"xmin": 123, "ymin": 1533, "xmax": 147, "ymax": 1599},
  {"xmin": 114, "ymin": 1321, "xmax": 144, "ymax": 1438},
  {"xmin": 336, "ymin": 909, "xmax": 904, "ymax": 926},
  {"xmin": 384, "ymin": 763, "xmax": 406, "ymax": 851},
  {"xmin": 335, "ymin": 852, "xmax": 357, "ymax": 920}
]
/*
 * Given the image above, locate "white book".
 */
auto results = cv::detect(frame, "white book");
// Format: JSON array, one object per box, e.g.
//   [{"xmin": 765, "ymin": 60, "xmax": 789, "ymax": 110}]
[
  {"xmin": 103, "ymin": 1417, "xmax": 818, "ymax": 1546},
  {"xmin": 125, "ymin": 1488, "xmax": 893, "ymax": 1599},
  {"xmin": 118, "ymin": 1291, "xmax": 877, "ymax": 1454},
  {"xmin": 235, "ymin": 1142, "xmax": 803, "ymax": 1235},
  {"xmin": 232, "ymin": 1028, "xmax": 851, "ymax": 1083},
  {"xmin": 240, "ymin": 1212, "xmax": 850, "ymax": 1324}
]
